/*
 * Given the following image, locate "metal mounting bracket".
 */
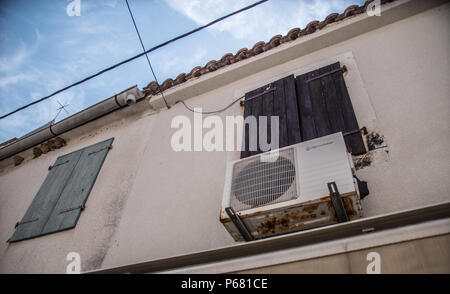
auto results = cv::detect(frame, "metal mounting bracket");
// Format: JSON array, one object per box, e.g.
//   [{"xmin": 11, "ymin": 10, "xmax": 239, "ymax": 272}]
[
  {"xmin": 240, "ymin": 87, "xmax": 277, "ymax": 106},
  {"xmin": 327, "ymin": 182, "xmax": 349, "ymax": 223},
  {"xmin": 225, "ymin": 207, "xmax": 254, "ymax": 242},
  {"xmin": 15, "ymin": 218, "xmax": 39, "ymax": 228},
  {"xmin": 48, "ymin": 160, "xmax": 69, "ymax": 170},
  {"xmin": 305, "ymin": 66, "xmax": 347, "ymax": 83},
  {"xmin": 343, "ymin": 126, "xmax": 368, "ymax": 137}
]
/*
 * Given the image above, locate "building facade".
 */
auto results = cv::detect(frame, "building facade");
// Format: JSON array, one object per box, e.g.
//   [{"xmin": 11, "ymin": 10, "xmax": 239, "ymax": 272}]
[{"xmin": 0, "ymin": 0, "xmax": 449, "ymax": 273}]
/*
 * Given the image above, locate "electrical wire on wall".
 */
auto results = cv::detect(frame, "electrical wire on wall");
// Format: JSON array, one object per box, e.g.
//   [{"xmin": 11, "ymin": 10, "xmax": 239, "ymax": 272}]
[
  {"xmin": 175, "ymin": 96, "xmax": 244, "ymax": 115},
  {"xmin": 175, "ymin": 84, "xmax": 277, "ymax": 114}
]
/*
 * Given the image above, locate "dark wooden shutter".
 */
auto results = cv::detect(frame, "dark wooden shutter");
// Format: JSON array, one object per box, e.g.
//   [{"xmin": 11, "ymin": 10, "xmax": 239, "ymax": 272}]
[
  {"xmin": 9, "ymin": 138, "xmax": 113, "ymax": 242},
  {"xmin": 241, "ymin": 75, "xmax": 301, "ymax": 159},
  {"xmin": 9, "ymin": 151, "xmax": 82, "ymax": 242},
  {"xmin": 41, "ymin": 138, "xmax": 113, "ymax": 235},
  {"xmin": 295, "ymin": 62, "xmax": 366, "ymax": 155}
]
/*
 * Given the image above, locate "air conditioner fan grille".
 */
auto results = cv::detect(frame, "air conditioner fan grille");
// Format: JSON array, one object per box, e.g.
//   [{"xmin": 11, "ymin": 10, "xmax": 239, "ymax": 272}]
[{"xmin": 230, "ymin": 149, "xmax": 297, "ymax": 211}]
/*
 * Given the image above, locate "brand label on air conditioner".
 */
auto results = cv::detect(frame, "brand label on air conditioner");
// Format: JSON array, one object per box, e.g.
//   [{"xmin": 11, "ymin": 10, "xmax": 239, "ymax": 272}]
[{"xmin": 305, "ymin": 140, "xmax": 334, "ymax": 151}]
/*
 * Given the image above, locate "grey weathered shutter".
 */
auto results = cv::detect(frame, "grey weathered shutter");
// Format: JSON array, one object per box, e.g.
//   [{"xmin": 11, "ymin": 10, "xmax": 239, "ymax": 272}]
[
  {"xmin": 9, "ymin": 138, "xmax": 113, "ymax": 242},
  {"xmin": 9, "ymin": 151, "xmax": 82, "ymax": 242},
  {"xmin": 295, "ymin": 62, "xmax": 366, "ymax": 155},
  {"xmin": 241, "ymin": 75, "xmax": 301, "ymax": 159},
  {"xmin": 41, "ymin": 138, "xmax": 113, "ymax": 235}
]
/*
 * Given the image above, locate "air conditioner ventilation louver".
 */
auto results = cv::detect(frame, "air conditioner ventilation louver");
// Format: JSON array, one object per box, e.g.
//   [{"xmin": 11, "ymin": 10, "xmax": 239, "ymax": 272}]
[{"xmin": 230, "ymin": 148, "xmax": 298, "ymax": 212}]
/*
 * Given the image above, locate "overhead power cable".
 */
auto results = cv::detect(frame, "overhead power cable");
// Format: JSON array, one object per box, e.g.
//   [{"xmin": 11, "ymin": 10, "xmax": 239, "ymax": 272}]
[
  {"xmin": 0, "ymin": 0, "xmax": 268, "ymax": 120},
  {"xmin": 125, "ymin": 0, "xmax": 170, "ymax": 109}
]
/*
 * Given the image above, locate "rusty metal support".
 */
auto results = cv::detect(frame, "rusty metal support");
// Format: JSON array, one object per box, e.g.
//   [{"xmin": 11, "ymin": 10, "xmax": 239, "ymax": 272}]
[
  {"xmin": 48, "ymin": 160, "xmax": 70, "ymax": 170},
  {"xmin": 59, "ymin": 204, "xmax": 86, "ymax": 214},
  {"xmin": 88, "ymin": 145, "xmax": 112, "ymax": 156},
  {"xmin": 15, "ymin": 218, "xmax": 39, "ymax": 228}
]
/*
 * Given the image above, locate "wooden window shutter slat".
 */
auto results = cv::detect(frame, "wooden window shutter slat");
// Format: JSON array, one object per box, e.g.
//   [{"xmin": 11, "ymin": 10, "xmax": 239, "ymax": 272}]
[
  {"xmin": 241, "ymin": 86, "xmax": 262, "ymax": 159},
  {"xmin": 262, "ymin": 87, "xmax": 274, "ymax": 156},
  {"xmin": 241, "ymin": 75, "xmax": 301, "ymax": 159},
  {"xmin": 305, "ymin": 65, "xmax": 335, "ymax": 137},
  {"xmin": 295, "ymin": 62, "xmax": 366, "ymax": 155},
  {"xmin": 240, "ymin": 91, "xmax": 253, "ymax": 159},
  {"xmin": 9, "ymin": 151, "xmax": 83, "ymax": 242},
  {"xmin": 250, "ymin": 87, "xmax": 263, "ymax": 157},
  {"xmin": 332, "ymin": 66, "xmax": 366, "ymax": 155},
  {"xmin": 41, "ymin": 138, "xmax": 114, "ymax": 235},
  {"xmin": 295, "ymin": 74, "xmax": 317, "ymax": 141},
  {"xmin": 283, "ymin": 75, "xmax": 302, "ymax": 145},
  {"xmin": 273, "ymin": 78, "xmax": 288, "ymax": 149},
  {"xmin": 322, "ymin": 67, "xmax": 347, "ymax": 134}
]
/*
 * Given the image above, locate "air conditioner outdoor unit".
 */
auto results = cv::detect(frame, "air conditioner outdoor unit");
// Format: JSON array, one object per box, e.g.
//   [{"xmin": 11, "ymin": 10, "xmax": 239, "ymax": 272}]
[{"xmin": 220, "ymin": 132, "xmax": 362, "ymax": 241}]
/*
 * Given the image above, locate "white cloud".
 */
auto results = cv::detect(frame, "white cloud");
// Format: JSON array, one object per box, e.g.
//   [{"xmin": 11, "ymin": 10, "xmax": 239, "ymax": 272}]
[
  {"xmin": 0, "ymin": 30, "xmax": 41, "ymax": 90},
  {"xmin": 0, "ymin": 46, "xmax": 29, "ymax": 72},
  {"xmin": 103, "ymin": 0, "xmax": 119, "ymax": 9},
  {"xmin": 0, "ymin": 43, "xmax": 34, "ymax": 73},
  {"xmin": 82, "ymin": 0, "xmax": 119, "ymax": 12},
  {"xmin": 0, "ymin": 30, "xmax": 40, "ymax": 72},
  {"xmin": 150, "ymin": 46, "xmax": 208, "ymax": 78},
  {"xmin": 0, "ymin": 73, "xmax": 36, "ymax": 88},
  {"xmin": 164, "ymin": 0, "xmax": 354, "ymax": 41}
]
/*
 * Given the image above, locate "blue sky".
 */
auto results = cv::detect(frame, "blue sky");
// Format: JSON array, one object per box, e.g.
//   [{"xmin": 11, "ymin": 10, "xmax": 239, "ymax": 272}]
[{"xmin": 0, "ymin": 0, "xmax": 364, "ymax": 143}]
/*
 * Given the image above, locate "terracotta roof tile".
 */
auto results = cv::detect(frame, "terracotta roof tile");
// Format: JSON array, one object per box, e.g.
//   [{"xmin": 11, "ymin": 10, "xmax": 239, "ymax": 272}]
[
  {"xmin": 251, "ymin": 41, "xmax": 265, "ymax": 54},
  {"xmin": 143, "ymin": 0, "xmax": 395, "ymax": 96},
  {"xmin": 174, "ymin": 73, "xmax": 186, "ymax": 85},
  {"xmin": 286, "ymin": 28, "xmax": 301, "ymax": 40}
]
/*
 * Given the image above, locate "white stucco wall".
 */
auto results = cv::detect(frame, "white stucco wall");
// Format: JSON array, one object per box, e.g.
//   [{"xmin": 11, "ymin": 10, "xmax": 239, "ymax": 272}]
[{"xmin": 0, "ymin": 1, "xmax": 449, "ymax": 273}]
